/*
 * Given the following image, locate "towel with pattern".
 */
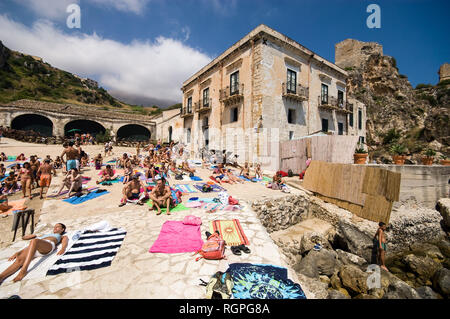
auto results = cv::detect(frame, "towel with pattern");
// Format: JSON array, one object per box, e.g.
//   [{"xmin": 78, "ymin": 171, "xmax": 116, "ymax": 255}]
[
  {"xmin": 209, "ymin": 219, "xmax": 249, "ymax": 246},
  {"xmin": 193, "ymin": 183, "xmax": 227, "ymax": 193},
  {"xmin": 174, "ymin": 184, "xmax": 198, "ymax": 193},
  {"xmin": 47, "ymin": 228, "xmax": 126, "ymax": 276}
]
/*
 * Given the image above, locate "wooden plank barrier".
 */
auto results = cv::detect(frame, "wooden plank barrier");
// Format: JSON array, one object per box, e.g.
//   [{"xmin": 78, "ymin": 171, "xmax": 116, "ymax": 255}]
[{"xmin": 303, "ymin": 161, "xmax": 401, "ymax": 224}]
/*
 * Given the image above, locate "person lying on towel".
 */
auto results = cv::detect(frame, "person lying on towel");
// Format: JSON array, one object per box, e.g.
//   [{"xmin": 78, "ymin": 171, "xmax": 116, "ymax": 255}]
[
  {"xmin": 149, "ymin": 176, "xmax": 173, "ymax": 215},
  {"xmin": 96, "ymin": 165, "xmax": 117, "ymax": 184},
  {"xmin": 0, "ymin": 223, "xmax": 68, "ymax": 283},
  {"xmin": 56, "ymin": 168, "xmax": 83, "ymax": 199},
  {"xmin": 119, "ymin": 174, "xmax": 148, "ymax": 207}
]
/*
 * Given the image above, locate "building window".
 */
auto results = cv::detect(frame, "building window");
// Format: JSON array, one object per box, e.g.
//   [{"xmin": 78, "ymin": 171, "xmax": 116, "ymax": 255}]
[
  {"xmin": 358, "ymin": 108, "xmax": 362, "ymax": 130},
  {"xmin": 338, "ymin": 90, "xmax": 344, "ymax": 107},
  {"xmin": 289, "ymin": 131, "xmax": 294, "ymax": 140},
  {"xmin": 359, "ymin": 136, "xmax": 365, "ymax": 144},
  {"xmin": 186, "ymin": 128, "xmax": 191, "ymax": 143},
  {"xmin": 203, "ymin": 88, "xmax": 209, "ymax": 107},
  {"xmin": 287, "ymin": 69, "xmax": 297, "ymax": 93},
  {"xmin": 349, "ymin": 113, "xmax": 354, "ymax": 127},
  {"xmin": 338, "ymin": 122, "xmax": 344, "ymax": 135},
  {"xmin": 187, "ymin": 97, "xmax": 192, "ymax": 113},
  {"xmin": 231, "ymin": 107, "xmax": 238, "ymax": 122},
  {"xmin": 321, "ymin": 84, "xmax": 328, "ymax": 104},
  {"xmin": 321, "ymin": 118, "xmax": 328, "ymax": 132},
  {"xmin": 288, "ymin": 109, "xmax": 296, "ymax": 124},
  {"xmin": 168, "ymin": 126, "xmax": 172, "ymax": 142},
  {"xmin": 230, "ymin": 71, "xmax": 239, "ymax": 95}
]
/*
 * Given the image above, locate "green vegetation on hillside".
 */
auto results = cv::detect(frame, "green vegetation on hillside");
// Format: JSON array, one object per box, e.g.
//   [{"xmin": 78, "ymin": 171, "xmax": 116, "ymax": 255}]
[{"xmin": 0, "ymin": 45, "xmax": 178, "ymax": 116}]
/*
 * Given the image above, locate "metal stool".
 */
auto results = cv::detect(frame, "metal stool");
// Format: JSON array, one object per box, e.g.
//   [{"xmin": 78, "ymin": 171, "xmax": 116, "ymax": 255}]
[{"xmin": 11, "ymin": 209, "xmax": 35, "ymax": 241}]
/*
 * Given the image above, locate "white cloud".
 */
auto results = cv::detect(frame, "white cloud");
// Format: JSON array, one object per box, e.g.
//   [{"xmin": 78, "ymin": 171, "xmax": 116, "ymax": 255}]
[
  {"xmin": 13, "ymin": 0, "xmax": 79, "ymax": 20},
  {"xmin": 0, "ymin": 15, "xmax": 211, "ymax": 104}
]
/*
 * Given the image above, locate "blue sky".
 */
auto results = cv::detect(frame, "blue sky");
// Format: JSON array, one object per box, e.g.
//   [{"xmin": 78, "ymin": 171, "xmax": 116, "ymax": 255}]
[{"xmin": 0, "ymin": 0, "xmax": 448, "ymax": 106}]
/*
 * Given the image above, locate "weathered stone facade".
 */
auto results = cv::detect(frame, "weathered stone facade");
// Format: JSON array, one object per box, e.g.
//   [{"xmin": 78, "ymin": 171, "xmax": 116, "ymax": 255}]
[
  {"xmin": 181, "ymin": 25, "xmax": 366, "ymax": 170},
  {"xmin": 438, "ymin": 63, "xmax": 450, "ymax": 82},
  {"xmin": 153, "ymin": 108, "xmax": 183, "ymax": 143},
  {"xmin": 335, "ymin": 39, "xmax": 383, "ymax": 69}
]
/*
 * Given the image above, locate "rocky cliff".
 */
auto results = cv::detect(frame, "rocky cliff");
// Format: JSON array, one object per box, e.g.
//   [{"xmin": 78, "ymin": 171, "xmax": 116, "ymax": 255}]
[{"xmin": 336, "ymin": 39, "xmax": 450, "ymax": 161}]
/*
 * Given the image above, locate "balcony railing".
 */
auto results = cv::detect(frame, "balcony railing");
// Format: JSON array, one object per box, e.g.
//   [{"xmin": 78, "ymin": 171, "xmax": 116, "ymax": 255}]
[
  {"xmin": 220, "ymin": 83, "xmax": 244, "ymax": 106},
  {"xmin": 196, "ymin": 98, "xmax": 212, "ymax": 112},
  {"xmin": 282, "ymin": 83, "xmax": 309, "ymax": 101},
  {"xmin": 181, "ymin": 105, "xmax": 194, "ymax": 117},
  {"xmin": 318, "ymin": 96, "xmax": 351, "ymax": 113}
]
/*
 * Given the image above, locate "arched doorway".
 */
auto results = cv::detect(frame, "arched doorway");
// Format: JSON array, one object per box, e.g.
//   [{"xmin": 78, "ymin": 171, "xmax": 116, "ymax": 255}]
[
  {"xmin": 116, "ymin": 124, "xmax": 151, "ymax": 141},
  {"xmin": 64, "ymin": 120, "xmax": 106, "ymax": 137},
  {"xmin": 168, "ymin": 126, "xmax": 173, "ymax": 142},
  {"xmin": 11, "ymin": 114, "xmax": 53, "ymax": 136}
]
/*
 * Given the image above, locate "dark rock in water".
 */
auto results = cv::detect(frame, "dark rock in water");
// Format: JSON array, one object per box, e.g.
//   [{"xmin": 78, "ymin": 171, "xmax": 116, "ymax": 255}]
[
  {"xmin": 295, "ymin": 249, "xmax": 340, "ymax": 278},
  {"xmin": 327, "ymin": 289, "xmax": 351, "ymax": 299},
  {"xmin": 415, "ymin": 286, "xmax": 442, "ymax": 299},
  {"xmin": 432, "ymin": 268, "xmax": 450, "ymax": 298},
  {"xmin": 409, "ymin": 243, "xmax": 445, "ymax": 261},
  {"xmin": 382, "ymin": 280, "xmax": 421, "ymax": 299},
  {"xmin": 402, "ymin": 254, "xmax": 442, "ymax": 286},
  {"xmin": 436, "ymin": 240, "xmax": 450, "ymax": 258}
]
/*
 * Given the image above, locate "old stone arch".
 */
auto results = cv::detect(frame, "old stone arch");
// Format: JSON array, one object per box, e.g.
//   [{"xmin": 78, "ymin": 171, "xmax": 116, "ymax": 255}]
[
  {"xmin": 11, "ymin": 113, "xmax": 54, "ymax": 136},
  {"xmin": 64, "ymin": 119, "xmax": 106, "ymax": 137},
  {"xmin": 116, "ymin": 124, "xmax": 151, "ymax": 141}
]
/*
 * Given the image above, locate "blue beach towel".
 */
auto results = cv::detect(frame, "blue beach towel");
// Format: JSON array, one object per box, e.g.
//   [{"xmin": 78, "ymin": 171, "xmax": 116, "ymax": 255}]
[
  {"xmin": 226, "ymin": 263, "xmax": 306, "ymax": 299},
  {"xmin": 63, "ymin": 190, "xmax": 110, "ymax": 205},
  {"xmin": 190, "ymin": 176, "xmax": 203, "ymax": 181}
]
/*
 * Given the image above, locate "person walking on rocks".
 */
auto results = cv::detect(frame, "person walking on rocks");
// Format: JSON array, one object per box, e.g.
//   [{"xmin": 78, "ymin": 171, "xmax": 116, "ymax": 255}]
[{"xmin": 374, "ymin": 222, "xmax": 389, "ymax": 272}]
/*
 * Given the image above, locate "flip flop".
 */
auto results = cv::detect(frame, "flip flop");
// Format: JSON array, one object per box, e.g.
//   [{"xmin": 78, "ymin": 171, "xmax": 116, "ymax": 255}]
[
  {"xmin": 237, "ymin": 244, "xmax": 251, "ymax": 254},
  {"xmin": 231, "ymin": 246, "xmax": 242, "ymax": 256}
]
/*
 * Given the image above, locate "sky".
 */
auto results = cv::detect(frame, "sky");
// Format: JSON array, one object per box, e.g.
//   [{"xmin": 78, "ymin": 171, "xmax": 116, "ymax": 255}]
[{"xmin": 0, "ymin": 0, "xmax": 448, "ymax": 107}]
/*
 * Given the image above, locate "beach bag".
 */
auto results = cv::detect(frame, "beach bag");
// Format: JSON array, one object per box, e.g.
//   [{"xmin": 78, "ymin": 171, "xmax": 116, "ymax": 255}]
[
  {"xmin": 202, "ymin": 184, "xmax": 213, "ymax": 192},
  {"xmin": 194, "ymin": 233, "xmax": 226, "ymax": 261},
  {"xmin": 228, "ymin": 196, "xmax": 239, "ymax": 205},
  {"xmin": 199, "ymin": 271, "xmax": 234, "ymax": 299}
]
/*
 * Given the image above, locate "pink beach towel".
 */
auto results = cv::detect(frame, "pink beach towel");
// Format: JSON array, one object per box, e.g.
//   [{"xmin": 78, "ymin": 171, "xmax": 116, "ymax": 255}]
[{"xmin": 149, "ymin": 221, "xmax": 203, "ymax": 253}]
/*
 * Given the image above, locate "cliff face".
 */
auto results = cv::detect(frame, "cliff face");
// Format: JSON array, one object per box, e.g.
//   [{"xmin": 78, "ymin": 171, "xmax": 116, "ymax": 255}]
[{"xmin": 336, "ymin": 39, "xmax": 449, "ymax": 160}]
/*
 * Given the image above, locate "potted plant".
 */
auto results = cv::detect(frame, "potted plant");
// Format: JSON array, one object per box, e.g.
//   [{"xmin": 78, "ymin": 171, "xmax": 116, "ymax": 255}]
[
  {"xmin": 354, "ymin": 142, "xmax": 368, "ymax": 164},
  {"xmin": 421, "ymin": 148, "xmax": 436, "ymax": 165},
  {"xmin": 440, "ymin": 154, "xmax": 450, "ymax": 166},
  {"xmin": 390, "ymin": 143, "xmax": 407, "ymax": 165}
]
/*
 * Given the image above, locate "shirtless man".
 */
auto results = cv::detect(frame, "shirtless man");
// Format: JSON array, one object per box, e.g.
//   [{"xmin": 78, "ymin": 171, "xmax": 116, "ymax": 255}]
[
  {"xmin": 149, "ymin": 177, "xmax": 173, "ymax": 215},
  {"xmin": 122, "ymin": 154, "xmax": 133, "ymax": 184},
  {"xmin": 29, "ymin": 155, "xmax": 40, "ymax": 188},
  {"xmin": 94, "ymin": 153, "xmax": 103, "ymax": 170},
  {"xmin": 374, "ymin": 222, "xmax": 389, "ymax": 272},
  {"xmin": 56, "ymin": 168, "xmax": 82, "ymax": 198},
  {"xmin": 61, "ymin": 142, "xmax": 80, "ymax": 172},
  {"xmin": 239, "ymin": 162, "xmax": 251, "ymax": 180},
  {"xmin": 119, "ymin": 175, "xmax": 148, "ymax": 207},
  {"xmin": 37, "ymin": 159, "xmax": 56, "ymax": 199}
]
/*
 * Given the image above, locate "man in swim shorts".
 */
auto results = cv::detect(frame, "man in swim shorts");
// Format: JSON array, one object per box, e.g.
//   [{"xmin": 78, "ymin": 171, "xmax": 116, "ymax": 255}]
[
  {"xmin": 61, "ymin": 141, "xmax": 80, "ymax": 171},
  {"xmin": 37, "ymin": 159, "xmax": 56, "ymax": 199}
]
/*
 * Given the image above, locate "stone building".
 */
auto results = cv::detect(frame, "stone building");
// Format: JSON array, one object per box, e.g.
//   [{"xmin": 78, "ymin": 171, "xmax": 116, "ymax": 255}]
[
  {"xmin": 438, "ymin": 63, "xmax": 450, "ymax": 83},
  {"xmin": 180, "ymin": 24, "xmax": 366, "ymax": 168},
  {"xmin": 153, "ymin": 108, "xmax": 183, "ymax": 143}
]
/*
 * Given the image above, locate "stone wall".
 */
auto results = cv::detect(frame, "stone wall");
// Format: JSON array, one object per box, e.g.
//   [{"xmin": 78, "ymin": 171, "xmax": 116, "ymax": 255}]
[
  {"xmin": 335, "ymin": 39, "xmax": 383, "ymax": 69},
  {"xmin": 439, "ymin": 63, "xmax": 450, "ymax": 82},
  {"xmin": 367, "ymin": 164, "xmax": 450, "ymax": 208}
]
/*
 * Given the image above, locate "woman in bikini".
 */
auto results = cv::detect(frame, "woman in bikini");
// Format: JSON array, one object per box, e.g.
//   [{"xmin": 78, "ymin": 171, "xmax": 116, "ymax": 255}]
[
  {"xmin": 56, "ymin": 168, "xmax": 83, "ymax": 198},
  {"xmin": 0, "ymin": 223, "xmax": 68, "ymax": 283},
  {"xmin": 19, "ymin": 162, "xmax": 33, "ymax": 199}
]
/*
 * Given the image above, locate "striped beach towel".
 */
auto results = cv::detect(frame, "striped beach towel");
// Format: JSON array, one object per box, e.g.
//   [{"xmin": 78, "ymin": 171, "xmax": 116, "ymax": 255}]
[
  {"xmin": 210, "ymin": 219, "xmax": 249, "ymax": 246},
  {"xmin": 46, "ymin": 228, "xmax": 127, "ymax": 276},
  {"xmin": 174, "ymin": 184, "xmax": 198, "ymax": 193}
]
